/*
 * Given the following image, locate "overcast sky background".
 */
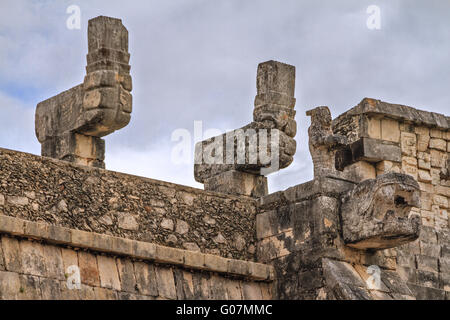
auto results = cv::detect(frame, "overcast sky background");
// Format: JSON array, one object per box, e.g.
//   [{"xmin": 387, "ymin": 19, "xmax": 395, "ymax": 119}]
[{"xmin": 0, "ymin": 0, "xmax": 449, "ymax": 193}]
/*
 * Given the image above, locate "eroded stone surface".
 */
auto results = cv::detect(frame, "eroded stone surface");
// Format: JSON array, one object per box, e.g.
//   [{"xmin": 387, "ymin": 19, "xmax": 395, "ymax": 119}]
[
  {"xmin": 0, "ymin": 233, "xmax": 273, "ymax": 300},
  {"xmin": 35, "ymin": 16, "xmax": 132, "ymax": 168},
  {"xmin": 306, "ymin": 106, "xmax": 347, "ymax": 179},
  {"xmin": 0, "ymin": 147, "xmax": 257, "ymax": 260},
  {"xmin": 5, "ymin": 19, "xmax": 450, "ymax": 301},
  {"xmin": 341, "ymin": 173, "xmax": 422, "ymax": 250},
  {"xmin": 194, "ymin": 60, "xmax": 296, "ymax": 197}
]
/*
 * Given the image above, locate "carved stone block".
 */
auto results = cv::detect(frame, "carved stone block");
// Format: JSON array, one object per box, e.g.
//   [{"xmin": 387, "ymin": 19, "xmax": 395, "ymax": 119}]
[
  {"xmin": 204, "ymin": 170, "xmax": 268, "ymax": 198},
  {"xmin": 341, "ymin": 173, "xmax": 422, "ymax": 250},
  {"xmin": 35, "ymin": 16, "xmax": 132, "ymax": 168},
  {"xmin": 194, "ymin": 60, "xmax": 296, "ymax": 196}
]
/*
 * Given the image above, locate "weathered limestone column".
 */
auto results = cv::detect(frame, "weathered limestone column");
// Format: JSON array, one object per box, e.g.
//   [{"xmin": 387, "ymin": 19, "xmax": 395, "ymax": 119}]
[
  {"xmin": 194, "ymin": 60, "xmax": 297, "ymax": 197},
  {"xmin": 35, "ymin": 16, "xmax": 132, "ymax": 168}
]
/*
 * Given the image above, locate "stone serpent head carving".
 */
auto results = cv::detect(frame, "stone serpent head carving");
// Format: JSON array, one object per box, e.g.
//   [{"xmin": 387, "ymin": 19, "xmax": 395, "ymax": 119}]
[{"xmin": 341, "ymin": 172, "xmax": 421, "ymax": 250}]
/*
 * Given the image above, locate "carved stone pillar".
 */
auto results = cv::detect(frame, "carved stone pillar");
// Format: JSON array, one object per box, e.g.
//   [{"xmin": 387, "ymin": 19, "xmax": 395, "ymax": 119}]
[
  {"xmin": 194, "ymin": 60, "xmax": 296, "ymax": 197},
  {"xmin": 35, "ymin": 16, "xmax": 132, "ymax": 168}
]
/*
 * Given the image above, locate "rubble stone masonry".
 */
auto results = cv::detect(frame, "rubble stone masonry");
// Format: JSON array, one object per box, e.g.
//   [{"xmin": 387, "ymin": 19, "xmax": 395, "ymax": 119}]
[{"xmin": 0, "ymin": 148, "xmax": 257, "ymax": 261}]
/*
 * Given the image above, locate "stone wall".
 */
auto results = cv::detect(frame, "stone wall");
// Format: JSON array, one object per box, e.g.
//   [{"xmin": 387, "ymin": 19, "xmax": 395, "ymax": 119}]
[
  {"xmin": 331, "ymin": 98, "xmax": 450, "ymax": 299},
  {"xmin": 35, "ymin": 16, "xmax": 133, "ymax": 169},
  {"xmin": 255, "ymin": 176, "xmax": 448, "ymax": 300},
  {"xmin": 256, "ymin": 178, "xmax": 403, "ymax": 299},
  {"xmin": 251, "ymin": 99, "xmax": 449, "ymax": 300},
  {"xmin": 0, "ymin": 215, "xmax": 273, "ymax": 300},
  {"xmin": 0, "ymin": 147, "xmax": 257, "ymax": 261},
  {"xmin": 256, "ymin": 178, "xmax": 350, "ymax": 299},
  {"xmin": 1, "ymin": 96, "xmax": 449, "ymax": 300}
]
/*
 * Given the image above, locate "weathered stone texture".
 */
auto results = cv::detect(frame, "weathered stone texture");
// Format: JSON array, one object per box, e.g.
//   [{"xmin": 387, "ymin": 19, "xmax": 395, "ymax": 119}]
[
  {"xmin": 251, "ymin": 98, "xmax": 448, "ymax": 300},
  {"xmin": 194, "ymin": 60, "xmax": 296, "ymax": 197},
  {"xmin": 306, "ymin": 106, "xmax": 347, "ymax": 179},
  {"xmin": 0, "ymin": 147, "xmax": 256, "ymax": 260},
  {"xmin": 4, "ymin": 21, "xmax": 450, "ymax": 301},
  {"xmin": 329, "ymin": 98, "xmax": 449, "ymax": 299},
  {"xmin": 341, "ymin": 173, "xmax": 421, "ymax": 250},
  {"xmin": 256, "ymin": 174, "xmax": 426, "ymax": 299},
  {"xmin": 35, "ymin": 16, "xmax": 132, "ymax": 168}
]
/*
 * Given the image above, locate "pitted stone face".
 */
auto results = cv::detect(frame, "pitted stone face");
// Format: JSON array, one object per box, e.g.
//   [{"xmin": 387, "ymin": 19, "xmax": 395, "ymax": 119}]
[
  {"xmin": 35, "ymin": 16, "xmax": 132, "ymax": 168},
  {"xmin": 341, "ymin": 173, "xmax": 421, "ymax": 250}
]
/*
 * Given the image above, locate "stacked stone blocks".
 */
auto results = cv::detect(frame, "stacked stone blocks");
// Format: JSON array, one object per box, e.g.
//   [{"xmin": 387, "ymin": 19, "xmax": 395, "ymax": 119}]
[{"xmin": 0, "ymin": 215, "xmax": 273, "ymax": 300}]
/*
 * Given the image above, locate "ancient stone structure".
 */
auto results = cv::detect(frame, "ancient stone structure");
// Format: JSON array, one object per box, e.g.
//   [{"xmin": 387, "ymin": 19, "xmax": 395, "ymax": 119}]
[
  {"xmin": 35, "ymin": 16, "xmax": 132, "ymax": 168},
  {"xmin": 0, "ymin": 16, "xmax": 449, "ymax": 300},
  {"xmin": 306, "ymin": 106, "xmax": 347, "ymax": 179},
  {"xmin": 255, "ymin": 98, "xmax": 449, "ymax": 299},
  {"xmin": 194, "ymin": 60, "xmax": 297, "ymax": 197},
  {"xmin": 340, "ymin": 172, "xmax": 421, "ymax": 250}
]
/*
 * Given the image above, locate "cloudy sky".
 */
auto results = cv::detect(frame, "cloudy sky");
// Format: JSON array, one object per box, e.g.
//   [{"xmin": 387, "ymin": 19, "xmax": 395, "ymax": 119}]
[{"xmin": 1, "ymin": 0, "xmax": 449, "ymax": 193}]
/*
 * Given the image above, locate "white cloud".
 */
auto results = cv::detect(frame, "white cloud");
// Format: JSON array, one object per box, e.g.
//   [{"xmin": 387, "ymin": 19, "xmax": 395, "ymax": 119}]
[{"xmin": 106, "ymin": 144, "xmax": 203, "ymax": 189}]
